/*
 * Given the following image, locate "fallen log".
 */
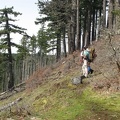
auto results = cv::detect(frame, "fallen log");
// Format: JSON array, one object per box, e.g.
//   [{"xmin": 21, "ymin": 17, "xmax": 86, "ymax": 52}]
[
  {"xmin": 0, "ymin": 97, "xmax": 22, "ymax": 112},
  {"xmin": 0, "ymin": 82, "xmax": 25, "ymax": 101}
]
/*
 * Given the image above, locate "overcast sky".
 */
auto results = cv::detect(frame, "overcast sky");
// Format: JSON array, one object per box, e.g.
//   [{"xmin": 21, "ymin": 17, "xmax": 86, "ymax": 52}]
[{"xmin": 0, "ymin": 0, "xmax": 40, "ymax": 52}]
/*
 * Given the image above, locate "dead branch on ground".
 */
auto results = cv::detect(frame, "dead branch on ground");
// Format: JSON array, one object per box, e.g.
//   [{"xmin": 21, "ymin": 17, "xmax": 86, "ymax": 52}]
[
  {"xmin": 0, "ymin": 82, "xmax": 25, "ymax": 101},
  {"xmin": 0, "ymin": 97, "xmax": 22, "ymax": 112}
]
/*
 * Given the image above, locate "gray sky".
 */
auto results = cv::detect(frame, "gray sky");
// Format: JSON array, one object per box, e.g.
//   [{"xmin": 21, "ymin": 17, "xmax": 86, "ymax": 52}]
[{"xmin": 0, "ymin": 0, "xmax": 40, "ymax": 52}]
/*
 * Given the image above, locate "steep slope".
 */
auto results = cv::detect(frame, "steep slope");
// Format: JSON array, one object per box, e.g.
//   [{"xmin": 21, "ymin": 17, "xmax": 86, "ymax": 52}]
[{"xmin": 0, "ymin": 34, "xmax": 120, "ymax": 120}]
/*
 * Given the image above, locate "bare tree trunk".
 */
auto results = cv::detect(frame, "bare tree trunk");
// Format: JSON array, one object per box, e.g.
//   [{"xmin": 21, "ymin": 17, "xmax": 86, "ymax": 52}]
[
  {"xmin": 62, "ymin": 27, "xmax": 67, "ymax": 57},
  {"xmin": 87, "ymin": 4, "xmax": 92, "ymax": 46},
  {"xmin": 108, "ymin": 0, "xmax": 114, "ymax": 29},
  {"xmin": 22, "ymin": 60, "xmax": 25, "ymax": 81},
  {"xmin": 92, "ymin": 8, "xmax": 95, "ymax": 41},
  {"xmin": 70, "ymin": 0, "xmax": 76, "ymax": 53},
  {"xmin": 114, "ymin": 0, "xmax": 120, "ymax": 33},
  {"xmin": 83, "ymin": 9, "xmax": 88, "ymax": 48},
  {"xmin": 97, "ymin": 9, "xmax": 102, "ymax": 40},
  {"xmin": 3, "ymin": 72, "xmax": 8, "ymax": 91},
  {"xmin": 67, "ymin": 23, "xmax": 71, "ymax": 54},
  {"xmin": 102, "ymin": 0, "xmax": 107, "ymax": 28},
  {"xmin": 76, "ymin": 0, "xmax": 80, "ymax": 50},
  {"xmin": 56, "ymin": 32, "xmax": 61, "ymax": 62}
]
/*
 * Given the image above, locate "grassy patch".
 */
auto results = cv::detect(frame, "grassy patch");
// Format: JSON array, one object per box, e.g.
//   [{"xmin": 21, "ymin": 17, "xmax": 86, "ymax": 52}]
[
  {"xmin": 32, "ymin": 87, "xmax": 86, "ymax": 120},
  {"xmin": 0, "ymin": 76, "xmax": 120, "ymax": 120}
]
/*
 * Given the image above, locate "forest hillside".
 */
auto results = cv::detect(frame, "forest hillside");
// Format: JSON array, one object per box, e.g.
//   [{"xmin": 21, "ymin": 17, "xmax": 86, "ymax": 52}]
[{"xmin": 0, "ymin": 32, "xmax": 120, "ymax": 120}]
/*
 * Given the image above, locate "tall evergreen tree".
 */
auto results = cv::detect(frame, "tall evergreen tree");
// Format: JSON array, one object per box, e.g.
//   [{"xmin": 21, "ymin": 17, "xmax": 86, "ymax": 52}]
[
  {"xmin": 36, "ymin": 0, "xmax": 70, "ymax": 59},
  {"xmin": 0, "ymin": 7, "xmax": 27, "ymax": 90}
]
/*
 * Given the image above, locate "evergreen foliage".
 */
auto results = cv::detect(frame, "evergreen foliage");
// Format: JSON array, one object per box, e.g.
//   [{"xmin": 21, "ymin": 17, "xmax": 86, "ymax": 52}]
[{"xmin": 0, "ymin": 7, "xmax": 27, "ymax": 90}]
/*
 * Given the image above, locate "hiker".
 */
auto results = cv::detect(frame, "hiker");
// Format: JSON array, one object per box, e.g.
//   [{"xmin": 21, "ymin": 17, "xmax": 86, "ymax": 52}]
[
  {"xmin": 80, "ymin": 46, "xmax": 94, "ymax": 76},
  {"xmin": 80, "ymin": 46, "xmax": 89, "ymax": 77}
]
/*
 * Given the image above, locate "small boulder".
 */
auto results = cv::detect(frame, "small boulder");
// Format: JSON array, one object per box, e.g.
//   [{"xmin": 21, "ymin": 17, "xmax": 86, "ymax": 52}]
[{"xmin": 71, "ymin": 75, "xmax": 85, "ymax": 85}]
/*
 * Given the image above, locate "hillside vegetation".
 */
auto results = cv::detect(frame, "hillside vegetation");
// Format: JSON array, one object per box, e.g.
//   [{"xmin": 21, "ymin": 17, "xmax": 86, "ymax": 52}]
[{"xmin": 0, "ymin": 33, "xmax": 120, "ymax": 120}]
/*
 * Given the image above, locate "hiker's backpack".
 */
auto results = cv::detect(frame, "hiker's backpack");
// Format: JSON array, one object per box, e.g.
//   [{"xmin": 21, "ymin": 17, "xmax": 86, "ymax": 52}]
[
  {"xmin": 89, "ymin": 47, "xmax": 96, "ymax": 62},
  {"xmin": 83, "ymin": 50, "xmax": 90, "ymax": 60}
]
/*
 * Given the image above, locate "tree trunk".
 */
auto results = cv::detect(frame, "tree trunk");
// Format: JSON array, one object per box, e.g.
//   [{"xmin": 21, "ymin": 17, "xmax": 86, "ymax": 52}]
[
  {"xmin": 62, "ymin": 27, "xmax": 67, "ymax": 57},
  {"xmin": 102, "ymin": 0, "xmax": 107, "ymax": 28},
  {"xmin": 67, "ymin": 23, "xmax": 71, "ymax": 54},
  {"xmin": 5, "ymin": 12, "xmax": 14, "ymax": 90},
  {"xmin": 82, "ymin": 9, "xmax": 88, "ymax": 48},
  {"xmin": 87, "ymin": 3, "xmax": 92, "ymax": 46},
  {"xmin": 70, "ymin": 0, "xmax": 76, "ymax": 53},
  {"xmin": 97, "ymin": 9, "xmax": 102, "ymax": 40},
  {"xmin": 91, "ymin": 8, "xmax": 95, "ymax": 41},
  {"xmin": 114, "ymin": 0, "xmax": 120, "ymax": 33},
  {"xmin": 56, "ymin": 32, "xmax": 61, "ymax": 62},
  {"xmin": 108, "ymin": 0, "xmax": 114, "ymax": 29},
  {"xmin": 76, "ymin": 0, "xmax": 80, "ymax": 50}
]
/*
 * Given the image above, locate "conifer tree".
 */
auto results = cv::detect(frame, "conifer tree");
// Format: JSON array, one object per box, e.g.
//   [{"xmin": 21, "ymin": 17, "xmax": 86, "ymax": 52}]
[
  {"xmin": 0, "ymin": 7, "xmax": 27, "ymax": 90},
  {"xmin": 36, "ymin": 0, "xmax": 70, "ymax": 59}
]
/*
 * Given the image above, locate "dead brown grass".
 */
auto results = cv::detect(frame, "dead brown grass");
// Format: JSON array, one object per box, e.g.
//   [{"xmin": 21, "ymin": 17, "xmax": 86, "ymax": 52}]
[{"xmin": 91, "ymin": 33, "xmax": 120, "ymax": 93}]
